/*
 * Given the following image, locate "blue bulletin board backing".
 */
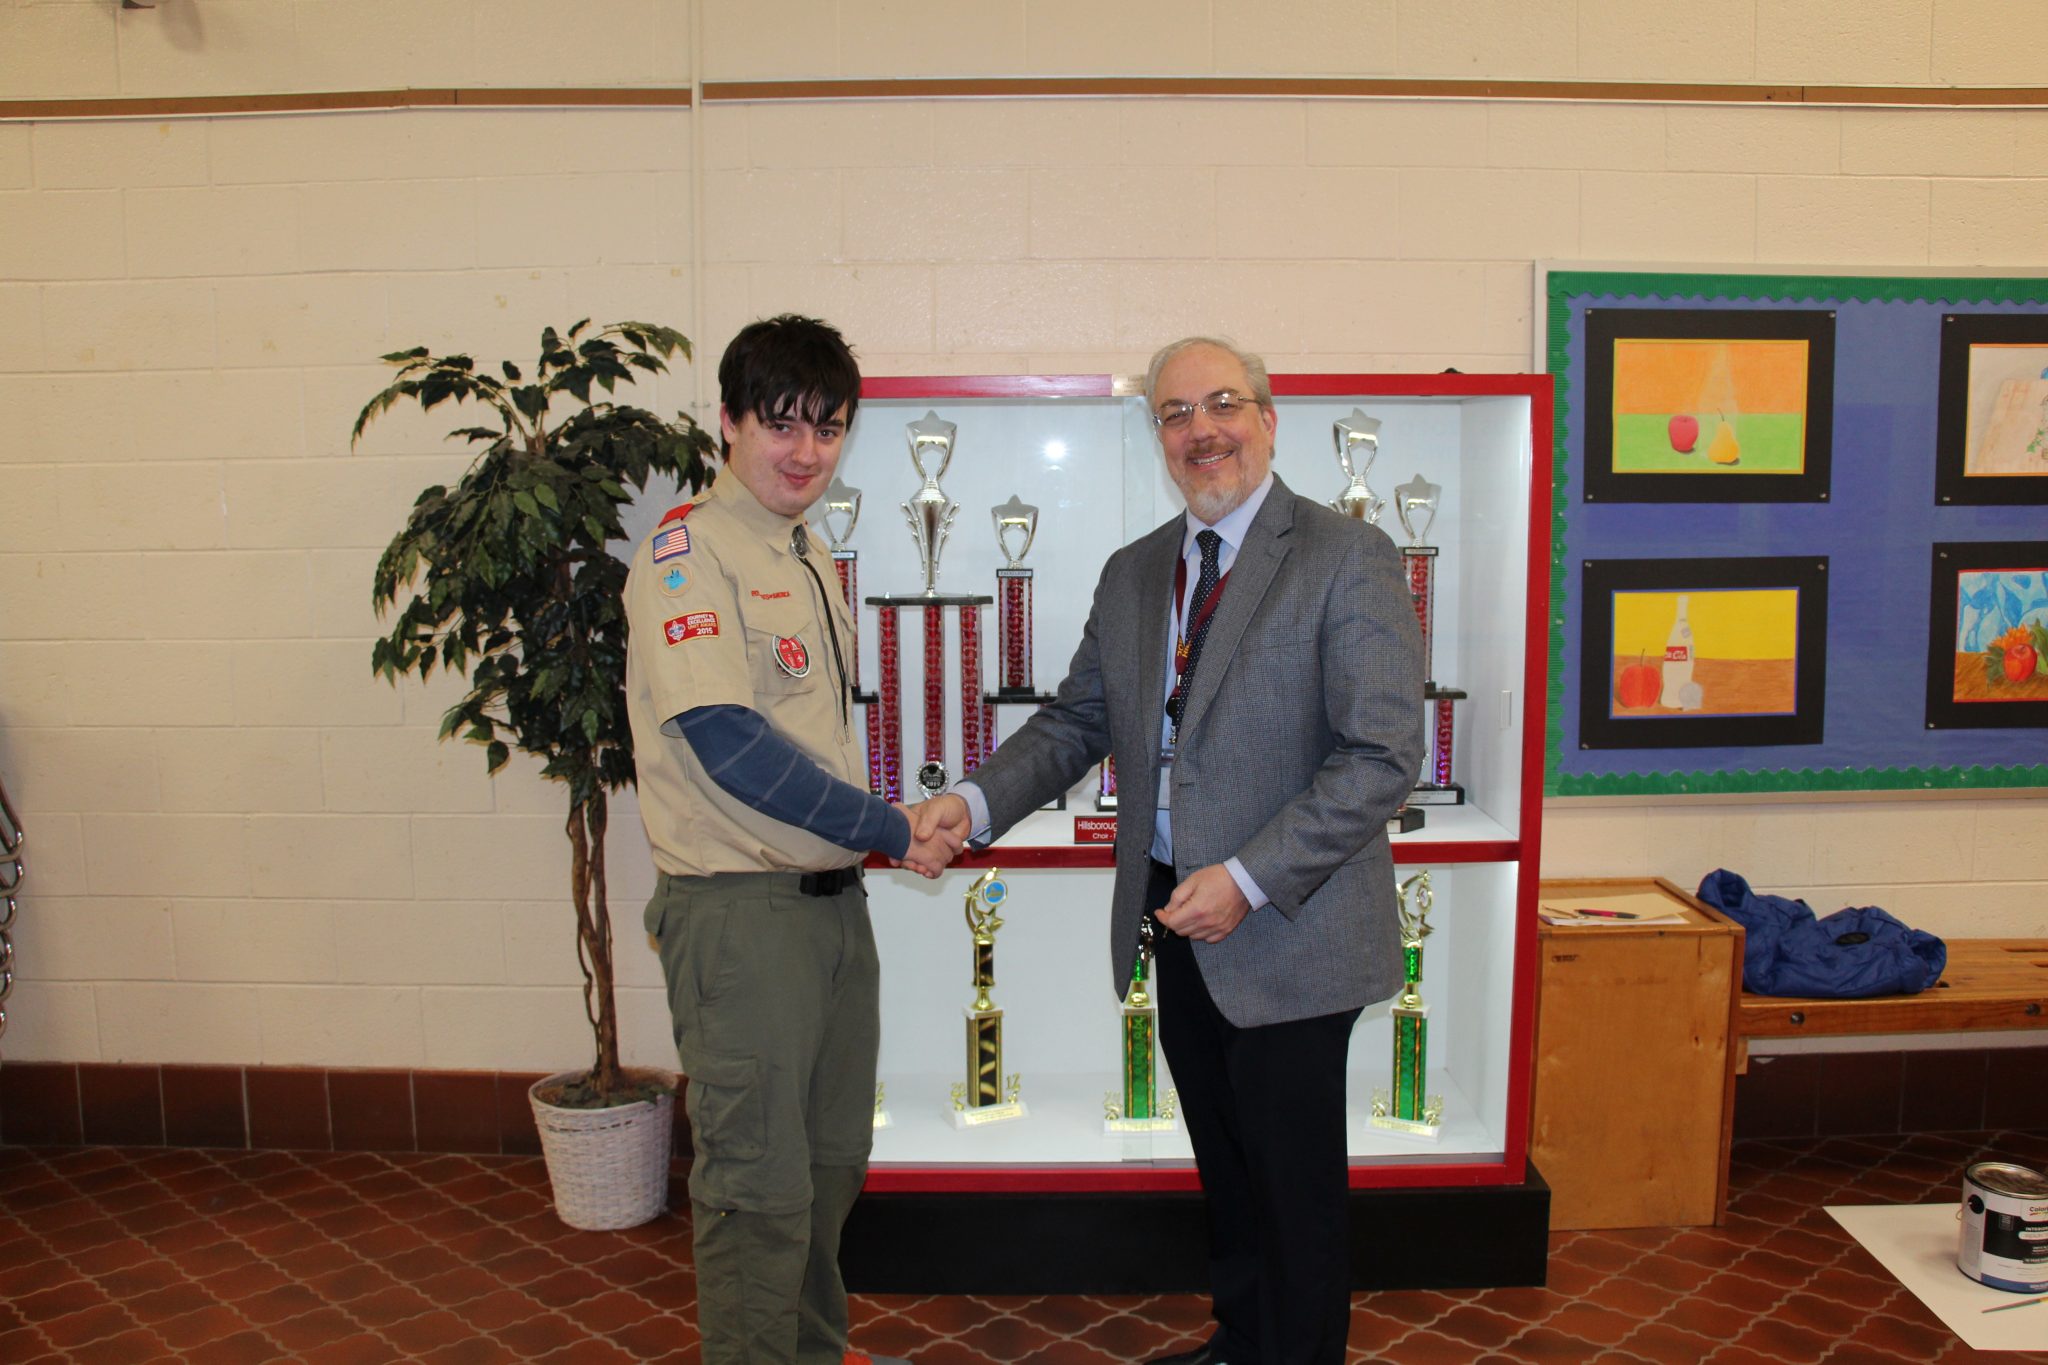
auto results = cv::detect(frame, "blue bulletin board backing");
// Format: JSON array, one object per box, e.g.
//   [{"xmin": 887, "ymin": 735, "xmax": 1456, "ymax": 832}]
[{"xmin": 1544, "ymin": 269, "xmax": 2048, "ymax": 797}]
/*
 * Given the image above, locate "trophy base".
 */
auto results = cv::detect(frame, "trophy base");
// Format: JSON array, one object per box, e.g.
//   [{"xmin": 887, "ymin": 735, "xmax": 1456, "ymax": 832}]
[
  {"xmin": 1388, "ymin": 805, "xmax": 1424, "ymax": 834},
  {"xmin": 1423, "ymin": 683, "xmax": 1468, "ymax": 701},
  {"xmin": 1095, "ymin": 793, "xmax": 1118, "ymax": 812},
  {"xmin": 950, "ymin": 1099, "xmax": 1028, "ymax": 1129},
  {"xmin": 1104, "ymin": 1115, "xmax": 1179, "ymax": 1135},
  {"xmin": 987, "ymin": 688, "xmax": 1058, "ymax": 705},
  {"xmin": 1368, "ymin": 1114, "xmax": 1444, "ymax": 1140},
  {"xmin": 867, "ymin": 593, "xmax": 995, "ymax": 608},
  {"xmin": 1407, "ymin": 784, "xmax": 1465, "ymax": 807},
  {"xmin": 853, "ymin": 689, "xmax": 879, "ymax": 705}
]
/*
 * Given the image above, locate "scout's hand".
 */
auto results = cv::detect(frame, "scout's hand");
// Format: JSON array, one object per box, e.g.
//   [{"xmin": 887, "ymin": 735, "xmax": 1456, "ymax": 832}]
[
  {"xmin": 893, "ymin": 802, "xmax": 963, "ymax": 879},
  {"xmin": 1156, "ymin": 864, "xmax": 1250, "ymax": 944},
  {"xmin": 911, "ymin": 793, "xmax": 973, "ymax": 849}
]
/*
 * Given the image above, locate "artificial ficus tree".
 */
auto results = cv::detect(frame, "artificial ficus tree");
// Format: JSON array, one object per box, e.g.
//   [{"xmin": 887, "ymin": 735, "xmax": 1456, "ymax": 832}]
[{"xmin": 360, "ymin": 321, "xmax": 716, "ymax": 1106}]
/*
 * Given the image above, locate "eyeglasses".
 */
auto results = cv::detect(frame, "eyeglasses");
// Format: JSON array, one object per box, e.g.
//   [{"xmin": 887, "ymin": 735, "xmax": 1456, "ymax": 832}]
[{"xmin": 1151, "ymin": 389, "xmax": 1264, "ymax": 431}]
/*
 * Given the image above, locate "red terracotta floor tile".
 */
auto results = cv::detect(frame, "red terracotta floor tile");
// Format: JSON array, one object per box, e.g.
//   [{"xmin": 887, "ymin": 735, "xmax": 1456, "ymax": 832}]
[{"xmin": 2, "ymin": 1134, "xmax": 2046, "ymax": 1364}]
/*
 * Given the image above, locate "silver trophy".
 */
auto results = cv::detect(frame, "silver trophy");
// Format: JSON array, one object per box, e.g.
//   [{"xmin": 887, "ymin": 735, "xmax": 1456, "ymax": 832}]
[
  {"xmin": 818, "ymin": 477, "xmax": 862, "ymax": 553},
  {"xmin": 991, "ymin": 495, "xmax": 1037, "ymax": 569},
  {"xmin": 1394, "ymin": 473, "xmax": 1441, "ymax": 547},
  {"xmin": 902, "ymin": 411, "xmax": 961, "ymax": 594},
  {"xmin": 1331, "ymin": 409, "xmax": 1386, "ymax": 524}
]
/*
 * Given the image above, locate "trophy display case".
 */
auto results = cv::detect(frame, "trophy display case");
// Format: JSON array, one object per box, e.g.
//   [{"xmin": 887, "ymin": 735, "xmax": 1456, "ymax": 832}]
[{"xmin": 837, "ymin": 373, "xmax": 1553, "ymax": 1292}]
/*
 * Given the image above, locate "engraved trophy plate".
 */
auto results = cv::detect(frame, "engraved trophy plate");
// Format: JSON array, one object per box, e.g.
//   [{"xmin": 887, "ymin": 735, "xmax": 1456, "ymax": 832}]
[
  {"xmin": 1370, "ymin": 870, "xmax": 1443, "ymax": 1139},
  {"xmin": 872, "ymin": 1080, "xmax": 890, "ymax": 1131},
  {"xmin": 1105, "ymin": 918, "xmax": 1178, "ymax": 1134},
  {"xmin": 951, "ymin": 868, "xmax": 1025, "ymax": 1127},
  {"xmin": 1331, "ymin": 409, "xmax": 1387, "ymax": 524}
]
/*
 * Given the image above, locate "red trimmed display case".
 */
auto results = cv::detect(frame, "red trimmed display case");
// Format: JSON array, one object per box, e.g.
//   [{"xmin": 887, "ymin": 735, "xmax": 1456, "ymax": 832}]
[{"xmin": 841, "ymin": 372, "xmax": 1554, "ymax": 1292}]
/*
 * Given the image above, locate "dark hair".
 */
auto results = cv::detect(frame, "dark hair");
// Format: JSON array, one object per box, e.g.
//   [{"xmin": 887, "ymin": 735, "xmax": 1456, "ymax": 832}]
[{"xmin": 716, "ymin": 314, "xmax": 861, "ymax": 456}]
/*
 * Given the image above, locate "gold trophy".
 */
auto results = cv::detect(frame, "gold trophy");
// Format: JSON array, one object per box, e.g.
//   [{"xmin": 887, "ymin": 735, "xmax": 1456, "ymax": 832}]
[
  {"xmin": 951, "ymin": 868, "xmax": 1025, "ymax": 1127},
  {"xmin": 1370, "ymin": 870, "xmax": 1444, "ymax": 1139},
  {"xmin": 1105, "ymin": 918, "xmax": 1177, "ymax": 1133}
]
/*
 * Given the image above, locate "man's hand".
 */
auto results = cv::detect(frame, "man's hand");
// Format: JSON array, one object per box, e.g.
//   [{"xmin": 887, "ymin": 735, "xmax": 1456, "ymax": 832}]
[
  {"xmin": 1155, "ymin": 863, "xmax": 1250, "ymax": 943},
  {"xmin": 893, "ymin": 801, "xmax": 964, "ymax": 878},
  {"xmin": 910, "ymin": 793, "xmax": 973, "ymax": 849}
]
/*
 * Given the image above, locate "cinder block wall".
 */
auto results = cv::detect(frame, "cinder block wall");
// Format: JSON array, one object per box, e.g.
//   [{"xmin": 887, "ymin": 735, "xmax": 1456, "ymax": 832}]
[{"xmin": 2, "ymin": 0, "xmax": 2045, "ymax": 1077}]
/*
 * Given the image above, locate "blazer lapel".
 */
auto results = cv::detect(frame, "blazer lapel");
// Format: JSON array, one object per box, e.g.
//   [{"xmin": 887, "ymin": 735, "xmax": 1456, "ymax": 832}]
[
  {"xmin": 1126, "ymin": 518, "xmax": 1181, "ymax": 774},
  {"xmin": 1176, "ymin": 478, "xmax": 1296, "ymax": 743}
]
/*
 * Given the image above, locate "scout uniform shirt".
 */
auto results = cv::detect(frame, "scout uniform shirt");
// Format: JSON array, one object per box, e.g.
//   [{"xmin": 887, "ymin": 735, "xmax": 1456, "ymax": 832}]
[{"xmin": 624, "ymin": 473, "xmax": 865, "ymax": 877}]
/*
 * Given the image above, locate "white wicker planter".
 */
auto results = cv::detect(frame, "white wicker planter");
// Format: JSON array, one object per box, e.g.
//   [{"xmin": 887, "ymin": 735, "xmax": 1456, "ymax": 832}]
[{"xmin": 529, "ymin": 1070, "xmax": 676, "ymax": 1230}]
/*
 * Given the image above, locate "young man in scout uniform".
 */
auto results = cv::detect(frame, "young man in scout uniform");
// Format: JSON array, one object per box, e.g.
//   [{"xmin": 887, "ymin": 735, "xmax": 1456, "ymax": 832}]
[{"xmin": 625, "ymin": 315, "xmax": 952, "ymax": 1365}]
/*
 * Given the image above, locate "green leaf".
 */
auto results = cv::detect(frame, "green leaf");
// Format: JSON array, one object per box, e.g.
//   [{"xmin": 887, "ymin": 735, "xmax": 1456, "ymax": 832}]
[
  {"xmin": 513, "ymin": 490, "xmax": 540, "ymax": 518},
  {"xmin": 533, "ymin": 484, "xmax": 559, "ymax": 511},
  {"xmin": 486, "ymin": 740, "xmax": 510, "ymax": 773}
]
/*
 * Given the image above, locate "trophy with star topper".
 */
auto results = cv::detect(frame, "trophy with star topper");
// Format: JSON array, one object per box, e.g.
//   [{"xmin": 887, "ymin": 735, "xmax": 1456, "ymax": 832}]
[
  {"xmin": 1370, "ymin": 870, "xmax": 1444, "ymax": 1138},
  {"xmin": 951, "ymin": 868, "xmax": 1025, "ymax": 1127},
  {"xmin": 864, "ymin": 412, "xmax": 993, "ymax": 802},
  {"xmin": 1105, "ymin": 918, "xmax": 1177, "ymax": 1133},
  {"xmin": 1331, "ymin": 409, "xmax": 1387, "ymax": 524}
]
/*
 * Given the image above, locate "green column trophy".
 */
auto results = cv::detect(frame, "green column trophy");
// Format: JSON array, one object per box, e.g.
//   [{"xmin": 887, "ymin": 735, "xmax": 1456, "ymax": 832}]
[
  {"xmin": 1370, "ymin": 870, "xmax": 1445, "ymax": 1138},
  {"xmin": 951, "ymin": 868, "xmax": 1025, "ymax": 1127},
  {"xmin": 1104, "ymin": 919, "xmax": 1178, "ymax": 1133}
]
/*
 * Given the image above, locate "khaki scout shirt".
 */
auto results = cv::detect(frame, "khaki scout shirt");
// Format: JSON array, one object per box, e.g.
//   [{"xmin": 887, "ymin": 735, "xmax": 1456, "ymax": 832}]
[{"xmin": 624, "ymin": 473, "xmax": 865, "ymax": 877}]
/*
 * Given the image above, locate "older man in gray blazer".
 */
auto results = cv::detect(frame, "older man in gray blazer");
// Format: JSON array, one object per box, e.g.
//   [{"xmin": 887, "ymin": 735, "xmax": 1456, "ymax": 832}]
[{"xmin": 917, "ymin": 337, "xmax": 1426, "ymax": 1365}]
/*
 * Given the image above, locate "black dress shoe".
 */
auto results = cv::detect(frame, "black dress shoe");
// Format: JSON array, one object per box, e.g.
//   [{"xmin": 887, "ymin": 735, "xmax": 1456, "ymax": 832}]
[{"xmin": 1146, "ymin": 1342, "xmax": 1231, "ymax": 1365}]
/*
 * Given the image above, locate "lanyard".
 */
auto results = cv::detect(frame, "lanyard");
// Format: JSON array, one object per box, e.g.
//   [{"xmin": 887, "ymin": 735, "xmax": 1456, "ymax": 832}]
[{"xmin": 1172, "ymin": 549, "xmax": 1231, "ymax": 678}]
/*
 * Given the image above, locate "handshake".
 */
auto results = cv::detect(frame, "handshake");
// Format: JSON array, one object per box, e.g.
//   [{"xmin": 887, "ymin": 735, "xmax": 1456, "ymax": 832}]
[{"xmin": 889, "ymin": 793, "xmax": 975, "ymax": 879}]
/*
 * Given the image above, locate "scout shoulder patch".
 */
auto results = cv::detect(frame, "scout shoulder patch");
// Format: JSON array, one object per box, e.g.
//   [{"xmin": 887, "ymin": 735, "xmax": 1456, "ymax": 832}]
[
  {"xmin": 651, "ymin": 522, "xmax": 692, "ymax": 563},
  {"xmin": 773, "ymin": 635, "xmax": 811, "ymax": 677},
  {"xmin": 659, "ymin": 564, "xmax": 690, "ymax": 596},
  {"xmin": 658, "ymin": 502, "xmax": 694, "ymax": 525},
  {"xmin": 663, "ymin": 611, "xmax": 718, "ymax": 646}
]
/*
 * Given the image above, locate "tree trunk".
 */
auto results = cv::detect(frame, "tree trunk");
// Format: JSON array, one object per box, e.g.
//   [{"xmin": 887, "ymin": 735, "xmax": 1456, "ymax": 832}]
[{"xmin": 568, "ymin": 791, "xmax": 623, "ymax": 1102}]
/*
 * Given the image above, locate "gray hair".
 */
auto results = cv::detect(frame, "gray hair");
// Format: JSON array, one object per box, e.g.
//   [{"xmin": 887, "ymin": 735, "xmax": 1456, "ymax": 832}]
[{"xmin": 1143, "ymin": 336, "xmax": 1274, "ymax": 409}]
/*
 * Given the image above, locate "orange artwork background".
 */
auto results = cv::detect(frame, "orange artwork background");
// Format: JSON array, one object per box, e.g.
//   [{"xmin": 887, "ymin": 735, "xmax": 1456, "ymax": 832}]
[{"xmin": 1612, "ymin": 339, "xmax": 1809, "ymax": 415}]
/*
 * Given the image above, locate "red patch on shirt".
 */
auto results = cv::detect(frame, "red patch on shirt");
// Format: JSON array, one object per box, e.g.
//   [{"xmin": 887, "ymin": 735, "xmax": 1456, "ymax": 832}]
[
  {"xmin": 658, "ymin": 502, "xmax": 694, "ymax": 525},
  {"xmin": 774, "ymin": 636, "xmax": 811, "ymax": 676},
  {"xmin": 663, "ymin": 611, "xmax": 719, "ymax": 645}
]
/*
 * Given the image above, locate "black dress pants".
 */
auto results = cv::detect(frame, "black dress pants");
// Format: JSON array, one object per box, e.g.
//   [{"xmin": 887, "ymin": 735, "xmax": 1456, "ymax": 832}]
[{"xmin": 1147, "ymin": 860, "xmax": 1360, "ymax": 1365}]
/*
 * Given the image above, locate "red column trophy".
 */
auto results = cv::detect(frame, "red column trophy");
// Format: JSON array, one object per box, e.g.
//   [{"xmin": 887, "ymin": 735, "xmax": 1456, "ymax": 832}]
[
  {"xmin": 1395, "ymin": 472, "xmax": 1463, "ymax": 807},
  {"xmin": 864, "ymin": 412, "xmax": 992, "ymax": 802},
  {"xmin": 988, "ymin": 495, "xmax": 1058, "ymax": 799},
  {"xmin": 1332, "ymin": 411, "xmax": 1426, "ymax": 832},
  {"xmin": 815, "ymin": 479, "xmax": 891, "ymax": 796}
]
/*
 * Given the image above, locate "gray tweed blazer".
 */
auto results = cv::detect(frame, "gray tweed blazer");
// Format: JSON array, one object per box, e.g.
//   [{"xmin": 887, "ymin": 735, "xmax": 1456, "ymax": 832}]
[{"xmin": 969, "ymin": 474, "xmax": 1426, "ymax": 1027}]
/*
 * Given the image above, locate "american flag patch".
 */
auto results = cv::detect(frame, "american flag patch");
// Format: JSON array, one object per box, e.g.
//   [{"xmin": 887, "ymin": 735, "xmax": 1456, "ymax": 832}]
[{"xmin": 652, "ymin": 524, "xmax": 692, "ymax": 562}]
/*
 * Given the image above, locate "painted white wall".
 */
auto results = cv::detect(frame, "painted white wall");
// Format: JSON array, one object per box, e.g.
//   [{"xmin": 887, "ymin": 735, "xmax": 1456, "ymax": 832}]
[{"xmin": 1, "ymin": 2, "xmax": 2043, "ymax": 1069}]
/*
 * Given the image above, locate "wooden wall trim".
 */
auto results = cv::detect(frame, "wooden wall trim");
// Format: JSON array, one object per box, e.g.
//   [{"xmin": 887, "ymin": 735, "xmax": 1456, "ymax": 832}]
[
  {"xmin": 0, "ymin": 87, "xmax": 693, "ymax": 121},
  {"xmin": 4, "ymin": 76, "xmax": 2047, "ymax": 121}
]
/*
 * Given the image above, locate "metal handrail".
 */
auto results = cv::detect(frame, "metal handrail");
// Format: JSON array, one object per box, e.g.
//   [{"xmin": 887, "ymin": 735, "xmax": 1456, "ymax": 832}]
[{"xmin": 0, "ymin": 775, "xmax": 20, "ymax": 1047}]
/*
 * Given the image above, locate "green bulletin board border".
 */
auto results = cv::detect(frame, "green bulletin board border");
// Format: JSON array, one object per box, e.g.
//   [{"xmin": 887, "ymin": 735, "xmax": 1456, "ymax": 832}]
[{"xmin": 1542, "ymin": 268, "xmax": 2048, "ymax": 798}]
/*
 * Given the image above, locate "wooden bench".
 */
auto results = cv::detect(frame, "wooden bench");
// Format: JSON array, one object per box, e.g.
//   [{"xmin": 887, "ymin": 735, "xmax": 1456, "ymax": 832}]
[{"xmin": 1734, "ymin": 938, "xmax": 2048, "ymax": 1069}]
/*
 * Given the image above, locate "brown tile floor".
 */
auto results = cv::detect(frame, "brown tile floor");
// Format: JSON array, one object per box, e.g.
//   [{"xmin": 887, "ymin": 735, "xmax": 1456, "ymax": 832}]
[{"xmin": 2, "ymin": 1130, "xmax": 2045, "ymax": 1363}]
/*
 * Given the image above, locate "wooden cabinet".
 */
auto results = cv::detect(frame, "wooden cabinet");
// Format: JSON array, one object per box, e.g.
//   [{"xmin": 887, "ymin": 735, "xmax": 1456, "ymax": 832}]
[{"xmin": 1532, "ymin": 877, "xmax": 1743, "ymax": 1230}]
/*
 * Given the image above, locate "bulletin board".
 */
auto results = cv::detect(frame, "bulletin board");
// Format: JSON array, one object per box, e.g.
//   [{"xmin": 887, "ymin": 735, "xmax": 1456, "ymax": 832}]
[{"xmin": 1544, "ymin": 268, "xmax": 2048, "ymax": 797}]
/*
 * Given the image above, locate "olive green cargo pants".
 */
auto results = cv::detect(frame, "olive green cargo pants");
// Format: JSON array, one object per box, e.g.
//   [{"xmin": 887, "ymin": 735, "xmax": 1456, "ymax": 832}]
[{"xmin": 646, "ymin": 870, "xmax": 880, "ymax": 1365}]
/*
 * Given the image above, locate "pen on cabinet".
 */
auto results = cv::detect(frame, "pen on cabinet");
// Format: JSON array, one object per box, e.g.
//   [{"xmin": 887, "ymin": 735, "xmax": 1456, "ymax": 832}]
[
  {"xmin": 1552, "ymin": 906, "xmax": 1638, "ymax": 920},
  {"xmin": 1981, "ymin": 1294, "xmax": 2047, "ymax": 1314}
]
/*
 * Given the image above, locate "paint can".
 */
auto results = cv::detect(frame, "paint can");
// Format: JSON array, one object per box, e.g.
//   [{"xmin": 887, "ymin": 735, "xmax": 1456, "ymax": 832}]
[{"xmin": 1958, "ymin": 1161, "xmax": 2048, "ymax": 1293}]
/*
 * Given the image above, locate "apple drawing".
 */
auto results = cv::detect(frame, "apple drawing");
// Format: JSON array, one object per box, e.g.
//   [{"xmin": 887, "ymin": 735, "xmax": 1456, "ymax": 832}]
[
  {"xmin": 1668, "ymin": 413, "xmax": 1699, "ymax": 453},
  {"xmin": 2004, "ymin": 640, "xmax": 2039, "ymax": 682},
  {"xmin": 1616, "ymin": 653, "xmax": 1661, "ymax": 708}
]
